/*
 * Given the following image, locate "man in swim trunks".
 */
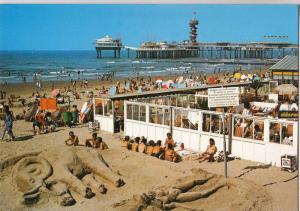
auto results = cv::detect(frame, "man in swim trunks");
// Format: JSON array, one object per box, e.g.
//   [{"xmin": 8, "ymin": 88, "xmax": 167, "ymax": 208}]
[
  {"xmin": 199, "ymin": 138, "xmax": 217, "ymax": 163},
  {"xmin": 138, "ymin": 138, "xmax": 147, "ymax": 153},
  {"xmin": 152, "ymin": 140, "xmax": 164, "ymax": 158},
  {"xmin": 65, "ymin": 131, "xmax": 79, "ymax": 146},
  {"xmin": 96, "ymin": 137, "xmax": 109, "ymax": 150},
  {"xmin": 131, "ymin": 137, "xmax": 139, "ymax": 152},
  {"xmin": 85, "ymin": 132, "xmax": 98, "ymax": 148},
  {"xmin": 164, "ymin": 132, "xmax": 175, "ymax": 147}
]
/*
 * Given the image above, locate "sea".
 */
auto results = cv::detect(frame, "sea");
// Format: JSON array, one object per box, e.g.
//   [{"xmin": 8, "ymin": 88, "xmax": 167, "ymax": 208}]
[{"xmin": 0, "ymin": 50, "xmax": 262, "ymax": 84}]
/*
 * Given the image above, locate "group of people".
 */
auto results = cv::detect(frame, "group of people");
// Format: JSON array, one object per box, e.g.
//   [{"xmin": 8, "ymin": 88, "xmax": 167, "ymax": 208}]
[
  {"xmin": 120, "ymin": 133, "xmax": 181, "ymax": 162},
  {"xmin": 65, "ymin": 131, "xmax": 108, "ymax": 150}
]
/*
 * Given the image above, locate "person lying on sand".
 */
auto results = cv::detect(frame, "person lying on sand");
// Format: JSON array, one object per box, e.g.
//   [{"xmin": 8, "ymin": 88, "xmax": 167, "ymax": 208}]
[
  {"xmin": 131, "ymin": 137, "xmax": 139, "ymax": 152},
  {"xmin": 85, "ymin": 132, "xmax": 98, "ymax": 148},
  {"xmin": 138, "ymin": 138, "xmax": 147, "ymax": 153},
  {"xmin": 152, "ymin": 140, "xmax": 164, "ymax": 158},
  {"xmin": 146, "ymin": 140, "xmax": 155, "ymax": 155},
  {"xmin": 198, "ymin": 138, "xmax": 217, "ymax": 163},
  {"xmin": 96, "ymin": 137, "xmax": 109, "ymax": 150},
  {"xmin": 65, "ymin": 131, "xmax": 79, "ymax": 146},
  {"xmin": 121, "ymin": 136, "xmax": 130, "ymax": 149}
]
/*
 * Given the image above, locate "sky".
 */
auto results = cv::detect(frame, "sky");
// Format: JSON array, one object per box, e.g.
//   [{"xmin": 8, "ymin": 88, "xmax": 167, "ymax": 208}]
[{"xmin": 0, "ymin": 4, "xmax": 298, "ymax": 50}]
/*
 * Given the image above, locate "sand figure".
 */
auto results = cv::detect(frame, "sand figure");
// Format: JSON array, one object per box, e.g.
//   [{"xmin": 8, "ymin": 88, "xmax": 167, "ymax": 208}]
[
  {"xmin": 114, "ymin": 175, "xmax": 226, "ymax": 210},
  {"xmin": 9, "ymin": 146, "xmax": 125, "ymax": 206}
]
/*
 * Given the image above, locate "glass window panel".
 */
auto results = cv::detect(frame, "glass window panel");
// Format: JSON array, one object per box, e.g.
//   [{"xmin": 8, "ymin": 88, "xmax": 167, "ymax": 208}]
[
  {"xmin": 182, "ymin": 96, "xmax": 189, "ymax": 108},
  {"xmin": 177, "ymin": 96, "xmax": 183, "ymax": 107},
  {"xmin": 149, "ymin": 106, "xmax": 157, "ymax": 124},
  {"xmin": 243, "ymin": 118, "xmax": 254, "ymax": 139},
  {"xmin": 202, "ymin": 113, "xmax": 211, "ymax": 132},
  {"xmin": 189, "ymin": 111, "xmax": 198, "ymax": 130},
  {"xmin": 140, "ymin": 105, "xmax": 146, "ymax": 122},
  {"xmin": 171, "ymin": 96, "xmax": 177, "ymax": 106},
  {"xmin": 133, "ymin": 104, "xmax": 139, "ymax": 121},
  {"xmin": 269, "ymin": 122, "xmax": 281, "ymax": 144},
  {"xmin": 233, "ymin": 117, "xmax": 243, "ymax": 137},
  {"xmin": 156, "ymin": 107, "xmax": 163, "ymax": 124},
  {"xmin": 253, "ymin": 120, "xmax": 264, "ymax": 141},
  {"xmin": 95, "ymin": 99, "xmax": 103, "ymax": 116},
  {"xmin": 211, "ymin": 115, "xmax": 221, "ymax": 134},
  {"xmin": 104, "ymin": 100, "xmax": 112, "ymax": 116},
  {"xmin": 127, "ymin": 104, "xmax": 133, "ymax": 119},
  {"xmin": 181, "ymin": 110, "xmax": 189, "ymax": 129},
  {"xmin": 163, "ymin": 108, "xmax": 170, "ymax": 126},
  {"xmin": 281, "ymin": 123, "xmax": 293, "ymax": 145},
  {"xmin": 174, "ymin": 109, "xmax": 182, "ymax": 128}
]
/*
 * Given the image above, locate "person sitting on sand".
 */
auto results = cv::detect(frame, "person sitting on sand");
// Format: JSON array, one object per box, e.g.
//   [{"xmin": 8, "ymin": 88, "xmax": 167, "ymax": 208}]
[
  {"xmin": 65, "ymin": 131, "xmax": 79, "ymax": 146},
  {"xmin": 138, "ymin": 137, "xmax": 147, "ymax": 153},
  {"xmin": 35, "ymin": 110, "xmax": 45, "ymax": 134},
  {"xmin": 146, "ymin": 140, "xmax": 155, "ymax": 155},
  {"xmin": 121, "ymin": 136, "xmax": 130, "ymax": 149},
  {"xmin": 131, "ymin": 137, "xmax": 139, "ymax": 152},
  {"xmin": 164, "ymin": 132, "xmax": 175, "ymax": 147},
  {"xmin": 198, "ymin": 138, "xmax": 217, "ymax": 163},
  {"xmin": 85, "ymin": 132, "xmax": 98, "ymax": 148},
  {"xmin": 163, "ymin": 143, "xmax": 178, "ymax": 162},
  {"xmin": 152, "ymin": 140, "xmax": 164, "ymax": 158},
  {"xmin": 96, "ymin": 137, "xmax": 109, "ymax": 150}
]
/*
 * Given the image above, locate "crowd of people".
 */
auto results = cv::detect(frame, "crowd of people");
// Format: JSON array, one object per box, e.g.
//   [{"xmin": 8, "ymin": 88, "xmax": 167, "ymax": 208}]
[{"xmin": 120, "ymin": 133, "xmax": 181, "ymax": 162}]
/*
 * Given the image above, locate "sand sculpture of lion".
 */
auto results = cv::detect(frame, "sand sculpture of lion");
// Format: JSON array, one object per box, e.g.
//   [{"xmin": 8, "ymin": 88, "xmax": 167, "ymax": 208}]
[{"xmin": 2, "ymin": 146, "xmax": 125, "ymax": 206}]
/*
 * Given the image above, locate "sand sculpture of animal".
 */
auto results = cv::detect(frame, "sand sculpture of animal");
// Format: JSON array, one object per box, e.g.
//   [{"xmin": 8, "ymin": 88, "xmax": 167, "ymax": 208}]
[
  {"xmin": 114, "ymin": 175, "xmax": 226, "ymax": 210},
  {"xmin": 5, "ymin": 146, "xmax": 125, "ymax": 206}
]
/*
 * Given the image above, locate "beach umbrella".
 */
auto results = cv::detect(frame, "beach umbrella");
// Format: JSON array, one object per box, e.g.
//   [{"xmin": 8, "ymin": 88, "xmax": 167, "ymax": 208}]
[
  {"xmin": 275, "ymin": 84, "xmax": 298, "ymax": 96},
  {"xmin": 51, "ymin": 89, "xmax": 60, "ymax": 98}
]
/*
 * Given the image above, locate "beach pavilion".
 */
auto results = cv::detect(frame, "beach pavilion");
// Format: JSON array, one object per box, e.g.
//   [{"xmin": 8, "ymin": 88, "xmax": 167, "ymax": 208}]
[{"xmin": 270, "ymin": 55, "xmax": 299, "ymax": 86}]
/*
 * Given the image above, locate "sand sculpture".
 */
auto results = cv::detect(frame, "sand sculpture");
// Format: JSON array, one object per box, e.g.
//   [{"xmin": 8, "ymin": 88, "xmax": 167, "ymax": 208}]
[
  {"xmin": 114, "ymin": 175, "xmax": 226, "ymax": 210},
  {"xmin": 8, "ymin": 147, "xmax": 125, "ymax": 206}
]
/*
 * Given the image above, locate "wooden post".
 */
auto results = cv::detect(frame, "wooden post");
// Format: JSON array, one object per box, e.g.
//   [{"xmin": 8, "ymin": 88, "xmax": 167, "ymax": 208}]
[{"xmin": 228, "ymin": 114, "xmax": 233, "ymax": 154}]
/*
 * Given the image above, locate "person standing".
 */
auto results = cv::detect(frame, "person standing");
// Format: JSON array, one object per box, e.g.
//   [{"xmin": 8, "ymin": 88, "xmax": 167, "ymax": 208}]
[{"xmin": 1, "ymin": 106, "xmax": 15, "ymax": 141}]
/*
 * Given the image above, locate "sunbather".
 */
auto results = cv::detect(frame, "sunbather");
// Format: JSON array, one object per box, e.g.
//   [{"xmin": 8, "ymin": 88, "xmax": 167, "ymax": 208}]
[
  {"xmin": 138, "ymin": 137, "xmax": 147, "ymax": 153},
  {"xmin": 85, "ymin": 132, "xmax": 98, "ymax": 148},
  {"xmin": 152, "ymin": 140, "xmax": 164, "ymax": 158},
  {"xmin": 198, "ymin": 138, "xmax": 217, "ymax": 163},
  {"xmin": 121, "ymin": 136, "xmax": 130, "ymax": 149},
  {"xmin": 164, "ymin": 132, "xmax": 175, "ymax": 147},
  {"xmin": 65, "ymin": 131, "xmax": 79, "ymax": 146},
  {"xmin": 96, "ymin": 137, "xmax": 109, "ymax": 150},
  {"xmin": 131, "ymin": 137, "xmax": 139, "ymax": 152},
  {"xmin": 146, "ymin": 140, "xmax": 155, "ymax": 155}
]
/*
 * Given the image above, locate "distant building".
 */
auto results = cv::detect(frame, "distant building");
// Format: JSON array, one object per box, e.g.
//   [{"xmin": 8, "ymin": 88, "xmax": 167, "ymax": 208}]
[
  {"xmin": 270, "ymin": 55, "xmax": 299, "ymax": 86},
  {"xmin": 94, "ymin": 35, "xmax": 122, "ymax": 58}
]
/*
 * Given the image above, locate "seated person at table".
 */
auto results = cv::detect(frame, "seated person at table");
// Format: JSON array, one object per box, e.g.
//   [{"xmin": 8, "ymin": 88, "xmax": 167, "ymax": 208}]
[
  {"xmin": 85, "ymin": 132, "xmax": 98, "ymax": 148},
  {"xmin": 199, "ymin": 138, "xmax": 217, "ymax": 163},
  {"xmin": 121, "ymin": 136, "xmax": 130, "ymax": 149},
  {"xmin": 146, "ymin": 140, "xmax": 155, "ymax": 155},
  {"xmin": 164, "ymin": 132, "xmax": 175, "ymax": 147},
  {"xmin": 97, "ymin": 137, "xmax": 109, "ymax": 150},
  {"xmin": 65, "ymin": 131, "xmax": 79, "ymax": 146},
  {"xmin": 131, "ymin": 137, "xmax": 140, "ymax": 152},
  {"xmin": 254, "ymin": 125, "xmax": 263, "ymax": 140},
  {"xmin": 138, "ymin": 138, "xmax": 147, "ymax": 153},
  {"xmin": 163, "ymin": 144, "xmax": 179, "ymax": 162},
  {"xmin": 152, "ymin": 140, "xmax": 164, "ymax": 158}
]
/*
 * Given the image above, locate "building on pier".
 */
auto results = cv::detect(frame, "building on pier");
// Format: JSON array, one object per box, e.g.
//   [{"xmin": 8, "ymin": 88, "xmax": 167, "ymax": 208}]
[{"xmin": 94, "ymin": 35, "xmax": 123, "ymax": 58}]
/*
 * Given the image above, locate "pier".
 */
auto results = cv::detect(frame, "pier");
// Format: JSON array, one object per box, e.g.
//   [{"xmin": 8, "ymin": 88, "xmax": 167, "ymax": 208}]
[{"xmin": 94, "ymin": 35, "xmax": 122, "ymax": 58}]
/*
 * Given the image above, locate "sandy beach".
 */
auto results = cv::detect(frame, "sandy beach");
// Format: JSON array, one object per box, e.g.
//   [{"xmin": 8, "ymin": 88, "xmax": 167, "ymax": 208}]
[
  {"xmin": 0, "ymin": 80, "xmax": 298, "ymax": 210},
  {"xmin": 0, "ymin": 119, "xmax": 297, "ymax": 211}
]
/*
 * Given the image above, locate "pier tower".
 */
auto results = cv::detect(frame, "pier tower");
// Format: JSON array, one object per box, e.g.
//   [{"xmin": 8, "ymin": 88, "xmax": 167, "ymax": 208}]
[
  {"xmin": 189, "ymin": 18, "xmax": 199, "ymax": 45},
  {"xmin": 94, "ymin": 35, "xmax": 122, "ymax": 58}
]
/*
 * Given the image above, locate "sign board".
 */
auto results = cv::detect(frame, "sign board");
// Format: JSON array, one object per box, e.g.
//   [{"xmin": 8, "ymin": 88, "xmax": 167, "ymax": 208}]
[
  {"xmin": 279, "ymin": 111, "xmax": 298, "ymax": 119},
  {"xmin": 208, "ymin": 87, "xmax": 239, "ymax": 108}
]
